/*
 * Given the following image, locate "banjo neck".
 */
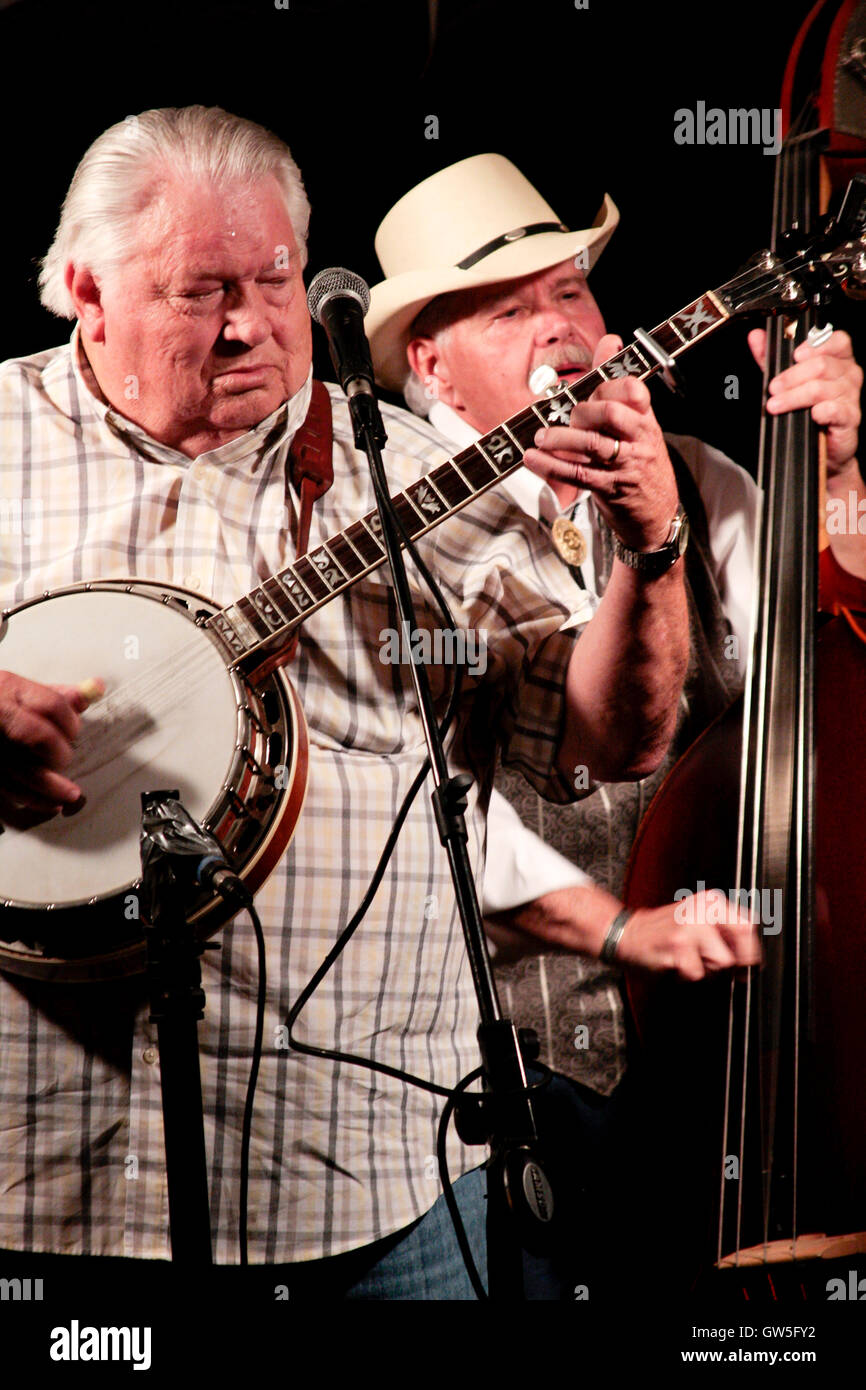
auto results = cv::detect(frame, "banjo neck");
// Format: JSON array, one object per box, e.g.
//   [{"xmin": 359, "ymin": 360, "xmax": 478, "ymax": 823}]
[{"xmin": 207, "ymin": 288, "xmax": 731, "ymax": 676}]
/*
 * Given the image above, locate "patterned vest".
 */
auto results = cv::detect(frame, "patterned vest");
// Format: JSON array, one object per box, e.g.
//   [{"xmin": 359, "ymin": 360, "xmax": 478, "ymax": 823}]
[{"xmin": 492, "ymin": 448, "xmax": 744, "ymax": 1094}]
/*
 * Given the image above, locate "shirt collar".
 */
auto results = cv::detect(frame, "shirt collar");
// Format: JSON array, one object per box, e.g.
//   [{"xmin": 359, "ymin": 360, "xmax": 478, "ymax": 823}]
[{"xmin": 69, "ymin": 323, "xmax": 313, "ymax": 469}]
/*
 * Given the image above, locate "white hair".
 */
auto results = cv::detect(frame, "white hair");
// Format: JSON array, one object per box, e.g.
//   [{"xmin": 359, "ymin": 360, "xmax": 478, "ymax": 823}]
[
  {"xmin": 39, "ymin": 106, "xmax": 311, "ymax": 319},
  {"xmin": 403, "ymin": 370, "xmax": 434, "ymax": 416},
  {"xmin": 403, "ymin": 293, "xmax": 457, "ymax": 417}
]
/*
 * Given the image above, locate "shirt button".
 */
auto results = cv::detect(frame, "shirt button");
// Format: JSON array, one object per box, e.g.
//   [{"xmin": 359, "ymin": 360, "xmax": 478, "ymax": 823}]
[
  {"xmin": 142, "ymin": 1046, "xmax": 159, "ymax": 1065},
  {"xmin": 184, "ymin": 574, "xmax": 202, "ymax": 592}
]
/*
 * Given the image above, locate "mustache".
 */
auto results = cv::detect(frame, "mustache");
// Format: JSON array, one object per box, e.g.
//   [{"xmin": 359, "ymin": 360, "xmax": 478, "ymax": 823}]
[{"xmin": 535, "ymin": 347, "xmax": 593, "ymax": 374}]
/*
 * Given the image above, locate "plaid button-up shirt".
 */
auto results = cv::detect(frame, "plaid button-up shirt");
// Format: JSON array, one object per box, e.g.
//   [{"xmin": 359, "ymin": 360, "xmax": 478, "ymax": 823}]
[{"xmin": 0, "ymin": 331, "xmax": 591, "ymax": 1263}]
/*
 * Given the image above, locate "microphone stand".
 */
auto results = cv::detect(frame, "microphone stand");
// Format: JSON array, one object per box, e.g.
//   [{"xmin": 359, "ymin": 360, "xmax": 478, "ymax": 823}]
[
  {"xmin": 348, "ymin": 389, "xmax": 557, "ymax": 1301},
  {"xmin": 139, "ymin": 789, "xmax": 219, "ymax": 1267}
]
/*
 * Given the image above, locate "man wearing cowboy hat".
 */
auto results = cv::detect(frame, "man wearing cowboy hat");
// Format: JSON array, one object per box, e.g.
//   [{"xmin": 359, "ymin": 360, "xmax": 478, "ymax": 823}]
[{"xmin": 366, "ymin": 153, "xmax": 865, "ymax": 1296}]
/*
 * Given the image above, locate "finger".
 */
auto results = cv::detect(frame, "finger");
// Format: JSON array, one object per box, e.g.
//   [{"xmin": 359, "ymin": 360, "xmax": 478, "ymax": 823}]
[
  {"xmin": 523, "ymin": 446, "xmax": 626, "ymax": 488},
  {"xmin": 672, "ymin": 943, "xmax": 710, "ymax": 983},
  {"xmin": 13, "ymin": 683, "xmax": 83, "ymax": 747},
  {"xmin": 810, "ymin": 395, "xmax": 860, "ymax": 432},
  {"xmin": 766, "ymin": 377, "xmax": 851, "ymax": 417},
  {"xmin": 767, "ymin": 354, "xmax": 839, "ymax": 393},
  {"xmin": 748, "ymin": 327, "xmax": 767, "ymax": 370},
  {"xmin": 522, "ymin": 446, "xmax": 596, "ymax": 486},
  {"xmin": 1, "ymin": 705, "xmax": 78, "ymax": 771},
  {"xmin": 528, "ymin": 435, "xmax": 624, "ymax": 470},
  {"xmin": 592, "ymin": 333, "xmax": 624, "ymax": 369},
  {"xmin": 0, "ymin": 797, "xmax": 63, "ymax": 831},
  {"xmin": 793, "ymin": 329, "xmax": 857, "ymax": 364},
  {"xmin": 590, "ymin": 375, "xmax": 654, "ymax": 412},
  {"xmin": 767, "ymin": 352, "xmax": 857, "ymax": 400},
  {"xmin": 53, "ymin": 678, "xmax": 106, "ymax": 713},
  {"xmin": 3, "ymin": 764, "xmax": 83, "ymax": 807},
  {"xmin": 534, "ymin": 400, "xmax": 639, "ymax": 452},
  {"xmin": 691, "ymin": 926, "xmax": 737, "ymax": 973},
  {"xmin": 718, "ymin": 922, "xmax": 763, "ymax": 967}
]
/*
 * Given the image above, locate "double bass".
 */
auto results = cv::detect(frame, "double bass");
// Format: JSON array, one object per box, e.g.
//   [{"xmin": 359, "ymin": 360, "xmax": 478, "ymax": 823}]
[{"xmin": 624, "ymin": 0, "xmax": 866, "ymax": 1299}]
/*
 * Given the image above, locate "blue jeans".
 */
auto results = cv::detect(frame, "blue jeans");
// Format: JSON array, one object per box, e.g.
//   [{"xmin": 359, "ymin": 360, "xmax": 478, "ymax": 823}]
[{"xmin": 341, "ymin": 1166, "xmax": 488, "ymax": 1300}]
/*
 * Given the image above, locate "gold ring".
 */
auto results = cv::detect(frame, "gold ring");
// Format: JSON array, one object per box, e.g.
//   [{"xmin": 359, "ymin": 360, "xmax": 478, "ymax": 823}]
[{"xmin": 609, "ymin": 437, "xmax": 620, "ymax": 464}]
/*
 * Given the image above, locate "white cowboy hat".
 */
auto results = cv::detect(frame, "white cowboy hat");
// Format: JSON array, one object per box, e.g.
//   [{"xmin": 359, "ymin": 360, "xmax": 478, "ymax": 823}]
[{"xmin": 366, "ymin": 153, "xmax": 619, "ymax": 392}]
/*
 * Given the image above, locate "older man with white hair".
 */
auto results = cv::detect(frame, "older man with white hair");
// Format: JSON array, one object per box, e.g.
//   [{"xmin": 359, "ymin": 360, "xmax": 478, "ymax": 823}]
[
  {"xmin": 0, "ymin": 111, "xmax": 718, "ymax": 1301},
  {"xmin": 366, "ymin": 153, "xmax": 865, "ymax": 1295}
]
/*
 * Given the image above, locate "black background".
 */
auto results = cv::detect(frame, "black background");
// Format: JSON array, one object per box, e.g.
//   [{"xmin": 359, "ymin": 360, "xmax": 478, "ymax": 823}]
[{"xmin": 2, "ymin": 0, "xmax": 865, "ymax": 1357}]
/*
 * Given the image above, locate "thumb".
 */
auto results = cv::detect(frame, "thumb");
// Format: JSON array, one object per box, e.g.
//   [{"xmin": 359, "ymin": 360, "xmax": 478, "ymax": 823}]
[
  {"xmin": 51, "ymin": 678, "xmax": 105, "ymax": 713},
  {"xmin": 747, "ymin": 327, "xmax": 767, "ymax": 370},
  {"xmin": 593, "ymin": 333, "xmax": 623, "ymax": 369}
]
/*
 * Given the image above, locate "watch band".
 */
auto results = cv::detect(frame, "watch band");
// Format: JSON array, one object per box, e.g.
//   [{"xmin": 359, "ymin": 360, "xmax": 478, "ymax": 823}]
[
  {"xmin": 611, "ymin": 504, "xmax": 690, "ymax": 578},
  {"xmin": 600, "ymin": 908, "xmax": 632, "ymax": 964}
]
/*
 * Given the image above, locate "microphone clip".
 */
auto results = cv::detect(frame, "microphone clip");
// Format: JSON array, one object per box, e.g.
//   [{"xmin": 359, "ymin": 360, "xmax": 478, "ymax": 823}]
[{"xmin": 139, "ymin": 789, "xmax": 252, "ymax": 923}]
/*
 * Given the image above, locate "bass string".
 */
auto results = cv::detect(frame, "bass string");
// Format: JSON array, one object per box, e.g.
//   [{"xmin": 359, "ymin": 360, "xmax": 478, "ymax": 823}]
[
  {"xmin": 724, "ymin": 279, "xmax": 797, "ymax": 1269},
  {"xmin": 718, "ymin": 119, "xmax": 823, "ymax": 1265}
]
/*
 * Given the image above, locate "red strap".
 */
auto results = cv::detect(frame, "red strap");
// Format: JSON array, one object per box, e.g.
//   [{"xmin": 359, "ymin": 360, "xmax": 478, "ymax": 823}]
[
  {"xmin": 275, "ymin": 381, "xmax": 334, "ymax": 668},
  {"xmin": 289, "ymin": 380, "xmax": 334, "ymax": 503},
  {"xmin": 289, "ymin": 377, "xmax": 333, "ymax": 563}
]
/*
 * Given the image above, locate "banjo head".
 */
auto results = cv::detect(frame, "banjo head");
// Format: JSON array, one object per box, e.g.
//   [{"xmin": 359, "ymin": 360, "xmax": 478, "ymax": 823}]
[{"xmin": 0, "ymin": 580, "xmax": 307, "ymax": 981}]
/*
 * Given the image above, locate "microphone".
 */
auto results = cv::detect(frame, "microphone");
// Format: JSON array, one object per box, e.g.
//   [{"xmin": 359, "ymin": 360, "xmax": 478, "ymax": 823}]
[
  {"xmin": 307, "ymin": 268, "xmax": 386, "ymax": 447},
  {"xmin": 307, "ymin": 267, "xmax": 376, "ymax": 400},
  {"xmin": 140, "ymin": 790, "xmax": 252, "ymax": 914}
]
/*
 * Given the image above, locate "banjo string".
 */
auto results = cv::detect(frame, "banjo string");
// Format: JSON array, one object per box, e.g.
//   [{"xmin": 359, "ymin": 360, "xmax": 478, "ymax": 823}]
[{"xmin": 69, "ymin": 639, "xmax": 233, "ymax": 775}]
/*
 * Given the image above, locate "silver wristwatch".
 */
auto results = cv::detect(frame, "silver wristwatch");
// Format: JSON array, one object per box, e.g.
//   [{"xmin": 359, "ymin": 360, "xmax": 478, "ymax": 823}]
[{"xmin": 611, "ymin": 504, "xmax": 689, "ymax": 578}]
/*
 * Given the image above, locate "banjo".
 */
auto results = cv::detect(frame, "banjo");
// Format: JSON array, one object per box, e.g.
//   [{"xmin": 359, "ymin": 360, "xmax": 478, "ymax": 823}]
[{"xmin": 2, "ymin": 216, "xmax": 862, "ymax": 981}]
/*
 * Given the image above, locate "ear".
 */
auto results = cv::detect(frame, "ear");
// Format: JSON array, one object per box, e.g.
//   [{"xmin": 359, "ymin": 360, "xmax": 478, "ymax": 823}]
[
  {"xmin": 407, "ymin": 335, "xmax": 459, "ymax": 410},
  {"xmin": 66, "ymin": 264, "xmax": 107, "ymax": 343}
]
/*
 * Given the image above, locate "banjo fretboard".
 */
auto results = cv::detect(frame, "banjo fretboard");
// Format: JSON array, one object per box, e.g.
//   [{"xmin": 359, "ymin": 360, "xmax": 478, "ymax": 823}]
[{"xmin": 206, "ymin": 291, "xmax": 728, "ymax": 669}]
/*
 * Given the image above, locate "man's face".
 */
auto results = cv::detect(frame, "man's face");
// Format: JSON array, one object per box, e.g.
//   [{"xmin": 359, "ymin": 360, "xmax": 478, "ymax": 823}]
[
  {"xmin": 409, "ymin": 259, "xmax": 606, "ymax": 434},
  {"xmin": 74, "ymin": 176, "xmax": 312, "ymax": 456}
]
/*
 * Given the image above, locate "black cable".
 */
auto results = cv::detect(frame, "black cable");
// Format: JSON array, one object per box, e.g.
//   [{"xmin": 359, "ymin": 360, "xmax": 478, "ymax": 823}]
[
  {"xmin": 435, "ymin": 1062, "xmax": 555, "ymax": 1302},
  {"xmin": 436, "ymin": 1068, "xmax": 489, "ymax": 1301}
]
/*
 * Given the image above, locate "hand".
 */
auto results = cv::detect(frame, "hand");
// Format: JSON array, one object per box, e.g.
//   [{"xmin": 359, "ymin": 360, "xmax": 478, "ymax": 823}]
[
  {"xmin": 0, "ymin": 672, "xmax": 93, "ymax": 828},
  {"xmin": 616, "ymin": 890, "xmax": 762, "ymax": 981},
  {"xmin": 522, "ymin": 333, "xmax": 680, "ymax": 550},
  {"xmin": 748, "ymin": 327, "xmax": 862, "ymax": 477},
  {"xmin": 484, "ymin": 884, "xmax": 760, "ymax": 981}
]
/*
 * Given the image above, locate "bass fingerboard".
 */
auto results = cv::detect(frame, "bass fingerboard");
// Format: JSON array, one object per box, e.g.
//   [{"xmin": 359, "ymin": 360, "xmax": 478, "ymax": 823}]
[{"xmin": 207, "ymin": 290, "xmax": 729, "ymax": 670}]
